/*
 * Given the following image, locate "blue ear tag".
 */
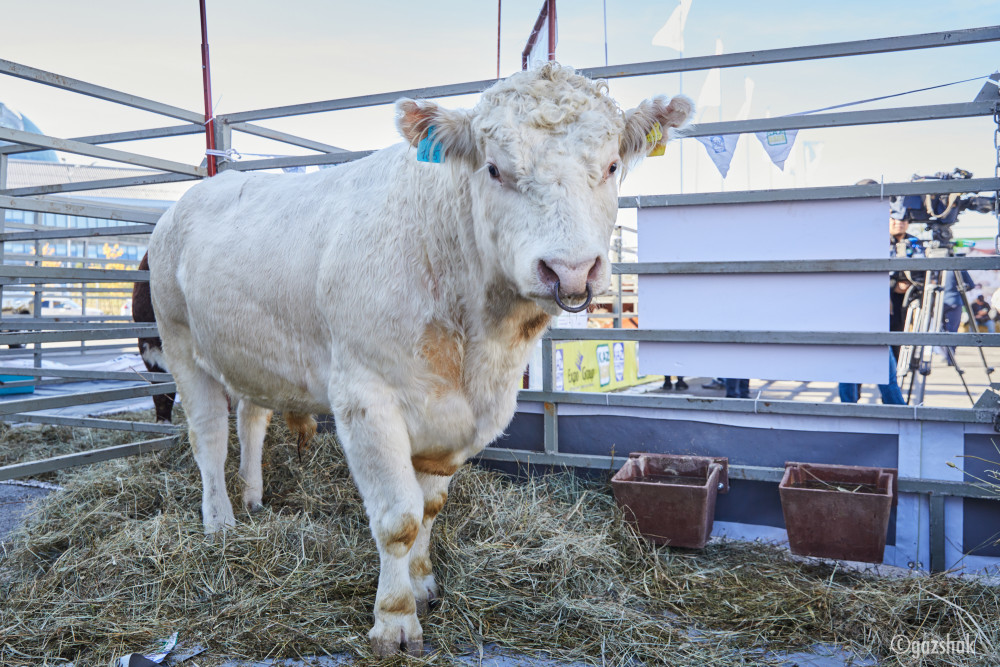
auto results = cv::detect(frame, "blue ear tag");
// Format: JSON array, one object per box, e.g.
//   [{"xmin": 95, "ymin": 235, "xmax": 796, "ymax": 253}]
[{"xmin": 416, "ymin": 125, "xmax": 444, "ymax": 163}]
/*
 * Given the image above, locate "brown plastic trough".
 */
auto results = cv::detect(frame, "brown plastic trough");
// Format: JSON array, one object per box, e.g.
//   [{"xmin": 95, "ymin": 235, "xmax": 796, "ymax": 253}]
[
  {"xmin": 779, "ymin": 461, "xmax": 897, "ymax": 564},
  {"xmin": 611, "ymin": 453, "xmax": 729, "ymax": 549}
]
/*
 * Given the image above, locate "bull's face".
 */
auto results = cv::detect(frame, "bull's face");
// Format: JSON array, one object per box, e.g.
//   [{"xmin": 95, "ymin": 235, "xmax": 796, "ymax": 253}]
[{"xmin": 397, "ymin": 63, "xmax": 692, "ymax": 314}]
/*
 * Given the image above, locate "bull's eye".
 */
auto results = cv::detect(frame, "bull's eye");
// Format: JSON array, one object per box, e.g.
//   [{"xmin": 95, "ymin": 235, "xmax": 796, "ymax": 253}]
[
  {"xmin": 487, "ymin": 163, "xmax": 501, "ymax": 181},
  {"xmin": 608, "ymin": 161, "xmax": 619, "ymax": 176}
]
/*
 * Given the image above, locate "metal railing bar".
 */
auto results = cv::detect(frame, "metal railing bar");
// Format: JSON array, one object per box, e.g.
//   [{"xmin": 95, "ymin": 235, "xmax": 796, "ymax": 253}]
[
  {"xmin": 0, "ymin": 172, "xmax": 196, "ymax": 198},
  {"xmin": 0, "ymin": 126, "xmax": 204, "ymax": 178},
  {"xmin": 620, "ymin": 177, "xmax": 1000, "ymax": 209},
  {"xmin": 2, "ymin": 288, "xmax": 136, "ymax": 296},
  {"xmin": 0, "ymin": 58, "xmax": 204, "ymax": 124},
  {"xmin": 220, "ymin": 81, "xmax": 496, "ymax": 124},
  {"xmin": 0, "ymin": 326, "xmax": 157, "ymax": 345},
  {"xmin": 580, "ymin": 26, "xmax": 1000, "ymax": 78},
  {"xmin": 681, "ymin": 101, "xmax": 994, "ymax": 138},
  {"xmin": 0, "ymin": 225, "xmax": 158, "ymax": 242},
  {"xmin": 229, "ymin": 122, "xmax": 348, "ymax": 154},
  {"xmin": 3, "ymin": 413, "xmax": 178, "ymax": 434},
  {"xmin": 0, "ymin": 366, "xmax": 171, "ymax": 382},
  {"xmin": 0, "ymin": 194, "xmax": 164, "ymax": 223},
  {"xmin": 0, "ymin": 321, "xmax": 142, "ymax": 330},
  {"xmin": 617, "ymin": 257, "xmax": 1000, "ymax": 274},
  {"xmin": 220, "ymin": 26, "xmax": 1000, "ymax": 123},
  {"xmin": 0, "ymin": 382, "xmax": 175, "ymax": 417},
  {"xmin": 0, "ymin": 266, "xmax": 147, "ymax": 282},
  {"xmin": 0, "ymin": 125, "xmax": 204, "ymax": 156},
  {"xmin": 542, "ymin": 328, "xmax": 1000, "ymax": 346},
  {"xmin": 0, "ymin": 342, "xmax": 137, "ymax": 358},
  {"xmin": 228, "ymin": 150, "xmax": 375, "ymax": 172},
  {"xmin": 218, "ymin": 27, "xmax": 999, "ymax": 125},
  {"xmin": 476, "ymin": 448, "xmax": 1000, "ymax": 499},
  {"xmin": 0, "ymin": 435, "xmax": 178, "ymax": 482},
  {"xmin": 227, "ymin": 99, "xmax": 997, "ymax": 171},
  {"xmin": 518, "ymin": 388, "xmax": 992, "ymax": 423}
]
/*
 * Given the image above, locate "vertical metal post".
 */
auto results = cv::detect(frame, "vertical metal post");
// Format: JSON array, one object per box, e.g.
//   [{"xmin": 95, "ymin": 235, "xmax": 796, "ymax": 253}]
[
  {"xmin": 0, "ymin": 154, "xmax": 6, "ymax": 331},
  {"xmin": 32, "ymin": 236, "xmax": 41, "ymax": 369},
  {"xmin": 613, "ymin": 226, "xmax": 622, "ymax": 329},
  {"xmin": 200, "ymin": 0, "xmax": 217, "ymax": 177},
  {"xmin": 547, "ymin": 0, "xmax": 556, "ymax": 61},
  {"xmin": 929, "ymin": 493, "xmax": 945, "ymax": 572},
  {"xmin": 216, "ymin": 120, "xmax": 232, "ymax": 174},
  {"xmin": 541, "ymin": 335, "xmax": 558, "ymax": 455}
]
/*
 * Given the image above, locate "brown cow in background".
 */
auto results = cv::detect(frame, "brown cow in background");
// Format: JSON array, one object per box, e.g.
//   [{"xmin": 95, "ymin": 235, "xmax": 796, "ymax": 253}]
[{"xmin": 133, "ymin": 252, "xmax": 175, "ymax": 423}]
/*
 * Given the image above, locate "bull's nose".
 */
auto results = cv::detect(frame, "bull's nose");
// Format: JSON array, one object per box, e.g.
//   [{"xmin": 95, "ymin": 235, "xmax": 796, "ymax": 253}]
[{"xmin": 538, "ymin": 256, "xmax": 602, "ymax": 297}]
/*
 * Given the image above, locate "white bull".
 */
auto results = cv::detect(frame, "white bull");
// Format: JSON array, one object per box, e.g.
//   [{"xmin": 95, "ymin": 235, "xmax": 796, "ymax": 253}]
[{"xmin": 149, "ymin": 63, "xmax": 691, "ymax": 656}]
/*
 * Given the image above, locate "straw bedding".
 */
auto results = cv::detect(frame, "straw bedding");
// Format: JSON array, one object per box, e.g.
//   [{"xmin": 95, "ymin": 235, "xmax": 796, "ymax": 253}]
[{"xmin": 0, "ymin": 412, "xmax": 998, "ymax": 666}]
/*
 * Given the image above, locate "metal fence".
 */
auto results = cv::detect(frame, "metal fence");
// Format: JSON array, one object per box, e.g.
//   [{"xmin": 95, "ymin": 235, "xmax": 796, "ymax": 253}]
[{"xmin": 0, "ymin": 25, "xmax": 998, "ymax": 571}]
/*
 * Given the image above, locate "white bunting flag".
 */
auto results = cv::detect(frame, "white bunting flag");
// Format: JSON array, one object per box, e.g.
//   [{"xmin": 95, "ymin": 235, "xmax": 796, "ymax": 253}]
[
  {"xmin": 755, "ymin": 129, "xmax": 798, "ymax": 170},
  {"xmin": 652, "ymin": 0, "xmax": 692, "ymax": 52}
]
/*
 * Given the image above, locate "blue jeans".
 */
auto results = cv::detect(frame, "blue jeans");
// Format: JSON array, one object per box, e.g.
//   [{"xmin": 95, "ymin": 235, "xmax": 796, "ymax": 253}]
[
  {"xmin": 838, "ymin": 352, "xmax": 905, "ymax": 405},
  {"xmin": 725, "ymin": 378, "xmax": 749, "ymax": 398}
]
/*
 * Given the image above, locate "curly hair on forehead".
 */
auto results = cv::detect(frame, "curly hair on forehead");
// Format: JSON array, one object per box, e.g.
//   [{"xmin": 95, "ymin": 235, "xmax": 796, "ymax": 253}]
[{"xmin": 474, "ymin": 62, "xmax": 624, "ymax": 137}]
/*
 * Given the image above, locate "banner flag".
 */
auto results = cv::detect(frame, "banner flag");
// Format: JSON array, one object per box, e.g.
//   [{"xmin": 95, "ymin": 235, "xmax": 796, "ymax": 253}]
[
  {"xmin": 755, "ymin": 129, "xmax": 798, "ymax": 170},
  {"xmin": 652, "ymin": 0, "xmax": 692, "ymax": 52},
  {"xmin": 694, "ymin": 134, "xmax": 739, "ymax": 177}
]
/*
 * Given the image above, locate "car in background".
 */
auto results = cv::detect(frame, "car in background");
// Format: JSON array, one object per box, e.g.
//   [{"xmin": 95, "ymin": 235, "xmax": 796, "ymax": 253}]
[{"xmin": 5, "ymin": 297, "xmax": 104, "ymax": 317}]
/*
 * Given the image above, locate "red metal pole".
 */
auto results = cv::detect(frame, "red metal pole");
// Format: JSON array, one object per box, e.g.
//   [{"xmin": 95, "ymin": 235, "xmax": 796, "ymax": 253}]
[
  {"xmin": 547, "ymin": 0, "xmax": 556, "ymax": 61},
  {"xmin": 199, "ymin": 0, "xmax": 217, "ymax": 177}
]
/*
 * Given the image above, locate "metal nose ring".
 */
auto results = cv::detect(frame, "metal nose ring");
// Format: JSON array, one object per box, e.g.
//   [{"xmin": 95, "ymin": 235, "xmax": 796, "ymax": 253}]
[{"xmin": 552, "ymin": 281, "xmax": 593, "ymax": 313}]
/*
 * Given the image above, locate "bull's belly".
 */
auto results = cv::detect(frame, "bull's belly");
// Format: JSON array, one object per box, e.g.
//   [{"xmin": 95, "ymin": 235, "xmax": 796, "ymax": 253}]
[{"xmin": 190, "ymin": 337, "xmax": 330, "ymax": 415}]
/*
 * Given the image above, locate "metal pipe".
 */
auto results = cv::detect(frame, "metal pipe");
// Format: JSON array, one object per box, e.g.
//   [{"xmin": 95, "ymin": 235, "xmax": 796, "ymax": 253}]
[
  {"xmin": 200, "ymin": 0, "xmax": 217, "ymax": 177},
  {"xmin": 547, "ymin": 0, "xmax": 556, "ymax": 60}
]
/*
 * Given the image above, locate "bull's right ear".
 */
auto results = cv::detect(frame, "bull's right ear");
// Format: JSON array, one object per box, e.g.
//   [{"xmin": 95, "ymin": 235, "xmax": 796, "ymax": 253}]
[{"xmin": 396, "ymin": 99, "xmax": 476, "ymax": 163}]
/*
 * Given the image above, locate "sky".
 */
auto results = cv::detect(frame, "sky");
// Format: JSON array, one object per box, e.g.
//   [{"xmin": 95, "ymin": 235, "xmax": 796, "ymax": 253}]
[{"xmin": 1, "ymin": 0, "xmax": 998, "ymax": 231}]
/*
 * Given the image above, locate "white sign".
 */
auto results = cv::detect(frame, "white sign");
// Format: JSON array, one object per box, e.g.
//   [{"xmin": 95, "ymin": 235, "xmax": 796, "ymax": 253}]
[{"xmin": 638, "ymin": 198, "xmax": 887, "ymax": 384}]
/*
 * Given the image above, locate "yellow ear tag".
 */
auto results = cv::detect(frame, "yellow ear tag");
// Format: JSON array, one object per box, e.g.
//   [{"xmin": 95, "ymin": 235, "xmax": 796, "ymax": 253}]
[{"xmin": 646, "ymin": 122, "xmax": 665, "ymax": 157}]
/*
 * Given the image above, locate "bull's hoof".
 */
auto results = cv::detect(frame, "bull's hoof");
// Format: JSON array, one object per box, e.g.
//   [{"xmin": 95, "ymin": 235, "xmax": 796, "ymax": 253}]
[{"xmin": 370, "ymin": 633, "xmax": 423, "ymax": 657}]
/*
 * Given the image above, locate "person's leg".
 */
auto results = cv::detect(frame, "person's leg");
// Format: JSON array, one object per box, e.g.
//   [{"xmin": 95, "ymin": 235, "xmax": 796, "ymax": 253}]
[
  {"xmin": 739, "ymin": 378, "xmax": 750, "ymax": 399},
  {"xmin": 675, "ymin": 376, "xmax": 688, "ymax": 390},
  {"xmin": 724, "ymin": 378, "xmax": 738, "ymax": 398},
  {"xmin": 878, "ymin": 351, "xmax": 906, "ymax": 405},
  {"xmin": 839, "ymin": 382, "xmax": 860, "ymax": 403}
]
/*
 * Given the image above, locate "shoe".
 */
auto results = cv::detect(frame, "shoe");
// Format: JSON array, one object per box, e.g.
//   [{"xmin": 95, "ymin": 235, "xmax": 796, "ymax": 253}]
[
  {"xmin": 661, "ymin": 378, "xmax": 672, "ymax": 390},
  {"xmin": 675, "ymin": 379, "xmax": 689, "ymax": 390},
  {"xmin": 701, "ymin": 379, "xmax": 724, "ymax": 389}
]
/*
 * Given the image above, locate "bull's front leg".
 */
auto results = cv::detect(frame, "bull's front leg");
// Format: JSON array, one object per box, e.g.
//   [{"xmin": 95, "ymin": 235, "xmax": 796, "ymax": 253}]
[
  {"xmin": 410, "ymin": 470, "xmax": 454, "ymax": 614},
  {"xmin": 337, "ymin": 392, "xmax": 425, "ymax": 657}
]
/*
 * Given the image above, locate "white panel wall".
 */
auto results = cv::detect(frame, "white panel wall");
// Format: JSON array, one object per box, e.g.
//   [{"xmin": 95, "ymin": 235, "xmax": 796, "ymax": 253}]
[{"xmin": 638, "ymin": 198, "xmax": 889, "ymax": 384}]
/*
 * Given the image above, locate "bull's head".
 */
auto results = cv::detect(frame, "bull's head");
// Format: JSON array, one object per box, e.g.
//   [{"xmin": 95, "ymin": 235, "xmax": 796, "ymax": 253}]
[{"xmin": 397, "ymin": 63, "xmax": 692, "ymax": 314}]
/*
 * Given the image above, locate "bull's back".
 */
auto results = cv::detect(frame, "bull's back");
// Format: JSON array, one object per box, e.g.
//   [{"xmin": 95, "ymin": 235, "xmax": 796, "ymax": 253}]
[{"xmin": 149, "ymin": 169, "xmax": 351, "ymax": 412}]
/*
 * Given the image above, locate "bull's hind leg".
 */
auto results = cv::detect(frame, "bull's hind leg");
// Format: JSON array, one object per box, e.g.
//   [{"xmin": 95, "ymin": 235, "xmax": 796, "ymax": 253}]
[
  {"xmin": 335, "ymin": 387, "xmax": 425, "ymax": 657},
  {"xmin": 237, "ymin": 400, "xmax": 273, "ymax": 512},
  {"xmin": 410, "ymin": 471, "xmax": 452, "ymax": 615},
  {"xmin": 170, "ymin": 356, "xmax": 233, "ymax": 533}
]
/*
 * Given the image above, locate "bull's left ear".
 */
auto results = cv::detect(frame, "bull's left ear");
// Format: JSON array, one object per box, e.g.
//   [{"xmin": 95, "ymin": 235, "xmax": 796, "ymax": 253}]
[
  {"xmin": 396, "ymin": 99, "xmax": 476, "ymax": 163},
  {"xmin": 620, "ymin": 95, "xmax": 694, "ymax": 169}
]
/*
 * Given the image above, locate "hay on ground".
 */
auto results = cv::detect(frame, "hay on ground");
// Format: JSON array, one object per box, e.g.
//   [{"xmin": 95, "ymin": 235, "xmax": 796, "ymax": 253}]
[{"xmin": 0, "ymin": 409, "xmax": 998, "ymax": 666}]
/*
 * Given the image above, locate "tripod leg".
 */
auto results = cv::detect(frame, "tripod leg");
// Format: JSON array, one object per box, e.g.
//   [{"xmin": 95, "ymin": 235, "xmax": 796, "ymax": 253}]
[
  {"xmin": 911, "ymin": 275, "xmax": 942, "ymax": 406},
  {"xmin": 954, "ymin": 270, "xmax": 996, "ymax": 381},
  {"xmin": 943, "ymin": 345, "xmax": 976, "ymax": 405}
]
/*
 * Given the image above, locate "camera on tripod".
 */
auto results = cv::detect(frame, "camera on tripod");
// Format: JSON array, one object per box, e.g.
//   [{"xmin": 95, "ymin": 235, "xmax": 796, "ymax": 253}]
[{"xmin": 888, "ymin": 168, "xmax": 997, "ymax": 246}]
